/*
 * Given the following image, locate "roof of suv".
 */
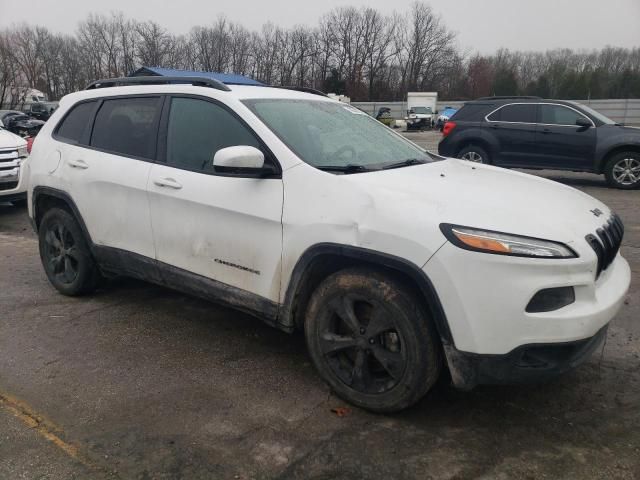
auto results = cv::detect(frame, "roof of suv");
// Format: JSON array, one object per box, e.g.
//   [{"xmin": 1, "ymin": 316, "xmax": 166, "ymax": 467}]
[
  {"xmin": 464, "ymin": 97, "xmax": 579, "ymax": 107},
  {"xmin": 61, "ymin": 77, "xmax": 335, "ymax": 106},
  {"xmin": 58, "ymin": 82, "xmax": 334, "ymax": 110}
]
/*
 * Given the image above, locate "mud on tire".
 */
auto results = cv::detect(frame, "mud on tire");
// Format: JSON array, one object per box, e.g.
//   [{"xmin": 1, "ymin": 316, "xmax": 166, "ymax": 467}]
[{"xmin": 304, "ymin": 267, "xmax": 441, "ymax": 412}]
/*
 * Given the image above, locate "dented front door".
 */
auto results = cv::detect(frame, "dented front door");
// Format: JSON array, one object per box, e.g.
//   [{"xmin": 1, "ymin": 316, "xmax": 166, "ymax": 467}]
[
  {"xmin": 147, "ymin": 163, "xmax": 284, "ymax": 302},
  {"xmin": 147, "ymin": 95, "xmax": 284, "ymax": 303}
]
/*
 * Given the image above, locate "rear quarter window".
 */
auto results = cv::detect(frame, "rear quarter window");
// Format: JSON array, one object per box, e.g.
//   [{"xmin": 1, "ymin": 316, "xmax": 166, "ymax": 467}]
[
  {"xmin": 450, "ymin": 104, "xmax": 490, "ymax": 121},
  {"xmin": 55, "ymin": 101, "xmax": 96, "ymax": 144}
]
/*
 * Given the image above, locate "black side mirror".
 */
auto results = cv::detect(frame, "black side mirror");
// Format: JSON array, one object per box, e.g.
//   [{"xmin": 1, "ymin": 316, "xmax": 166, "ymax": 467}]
[{"xmin": 576, "ymin": 117, "xmax": 592, "ymax": 128}]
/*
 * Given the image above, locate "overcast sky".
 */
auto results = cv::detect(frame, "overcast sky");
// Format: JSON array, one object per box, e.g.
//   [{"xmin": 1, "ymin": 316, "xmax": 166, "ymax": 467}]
[{"xmin": 0, "ymin": 0, "xmax": 638, "ymax": 54}]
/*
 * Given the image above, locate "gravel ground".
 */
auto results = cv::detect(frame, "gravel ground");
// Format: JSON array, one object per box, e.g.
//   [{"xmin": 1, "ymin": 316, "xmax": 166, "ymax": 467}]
[{"xmin": 0, "ymin": 133, "xmax": 638, "ymax": 479}]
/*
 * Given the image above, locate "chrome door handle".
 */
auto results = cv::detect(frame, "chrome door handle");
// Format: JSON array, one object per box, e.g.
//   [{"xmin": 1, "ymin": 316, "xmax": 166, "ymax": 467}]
[
  {"xmin": 67, "ymin": 159, "xmax": 88, "ymax": 169},
  {"xmin": 153, "ymin": 177, "xmax": 183, "ymax": 189}
]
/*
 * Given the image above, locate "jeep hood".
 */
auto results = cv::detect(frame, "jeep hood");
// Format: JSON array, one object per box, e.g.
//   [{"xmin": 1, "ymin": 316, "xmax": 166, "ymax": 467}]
[{"xmin": 345, "ymin": 159, "xmax": 611, "ymax": 244}]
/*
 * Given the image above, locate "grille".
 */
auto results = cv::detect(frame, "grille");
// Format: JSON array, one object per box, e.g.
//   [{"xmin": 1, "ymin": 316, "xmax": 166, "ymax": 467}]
[
  {"xmin": 0, "ymin": 149, "xmax": 20, "ymax": 191},
  {"xmin": 0, "ymin": 181, "xmax": 18, "ymax": 191},
  {"xmin": 585, "ymin": 214, "xmax": 624, "ymax": 279},
  {"xmin": 0, "ymin": 149, "xmax": 18, "ymax": 161}
]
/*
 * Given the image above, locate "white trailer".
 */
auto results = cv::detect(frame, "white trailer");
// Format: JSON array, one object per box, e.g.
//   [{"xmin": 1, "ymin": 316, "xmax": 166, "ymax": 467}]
[
  {"xmin": 1, "ymin": 87, "xmax": 47, "ymax": 109},
  {"xmin": 405, "ymin": 92, "xmax": 438, "ymax": 130}
]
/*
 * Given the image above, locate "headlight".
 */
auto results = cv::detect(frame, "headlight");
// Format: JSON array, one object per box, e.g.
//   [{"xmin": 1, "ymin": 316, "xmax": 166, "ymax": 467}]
[
  {"xmin": 17, "ymin": 146, "xmax": 29, "ymax": 158},
  {"xmin": 440, "ymin": 224, "xmax": 577, "ymax": 258}
]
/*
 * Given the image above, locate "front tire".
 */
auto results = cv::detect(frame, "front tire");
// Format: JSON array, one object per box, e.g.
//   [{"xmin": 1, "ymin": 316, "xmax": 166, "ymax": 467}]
[
  {"xmin": 38, "ymin": 208, "xmax": 101, "ymax": 296},
  {"xmin": 458, "ymin": 145, "xmax": 490, "ymax": 164},
  {"xmin": 604, "ymin": 152, "xmax": 640, "ymax": 189},
  {"xmin": 304, "ymin": 268, "xmax": 441, "ymax": 412}
]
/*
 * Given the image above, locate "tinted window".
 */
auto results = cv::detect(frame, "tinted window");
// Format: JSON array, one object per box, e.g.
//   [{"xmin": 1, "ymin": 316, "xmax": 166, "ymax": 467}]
[
  {"xmin": 488, "ymin": 104, "xmax": 536, "ymax": 123},
  {"xmin": 91, "ymin": 97, "xmax": 161, "ymax": 159},
  {"xmin": 56, "ymin": 101, "xmax": 96, "ymax": 143},
  {"xmin": 166, "ymin": 97, "xmax": 261, "ymax": 173},
  {"xmin": 540, "ymin": 104, "xmax": 589, "ymax": 126},
  {"xmin": 450, "ymin": 104, "xmax": 487, "ymax": 121}
]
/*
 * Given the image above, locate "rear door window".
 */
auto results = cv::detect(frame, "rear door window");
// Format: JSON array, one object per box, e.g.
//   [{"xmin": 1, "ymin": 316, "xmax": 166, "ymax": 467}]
[
  {"xmin": 488, "ymin": 104, "xmax": 537, "ymax": 123},
  {"xmin": 56, "ymin": 101, "xmax": 96, "ymax": 144},
  {"xmin": 90, "ymin": 97, "xmax": 162, "ymax": 159},
  {"xmin": 539, "ymin": 104, "xmax": 590, "ymax": 126}
]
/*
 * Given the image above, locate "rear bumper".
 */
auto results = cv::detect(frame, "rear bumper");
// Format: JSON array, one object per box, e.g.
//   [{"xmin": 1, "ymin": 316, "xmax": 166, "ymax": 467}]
[
  {"xmin": 437, "ymin": 138, "xmax": 456, "ymax": 156},
  {"xmin": 444, "ymin": 325, "xmax": 608, "ymax": 389}
]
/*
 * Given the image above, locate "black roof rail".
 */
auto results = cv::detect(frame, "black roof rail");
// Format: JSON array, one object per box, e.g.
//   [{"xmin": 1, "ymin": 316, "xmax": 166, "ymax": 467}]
[
  {"xmin": 475, "ymin": 96, "xmax": 542, "ymax": 101},
  {"xmin": 85, "ymin": 76, "xmax": 231, "ymax": 92},
  {"xmin": 269, "ymin": 85, "xmax": 328, "ymax": 97}
]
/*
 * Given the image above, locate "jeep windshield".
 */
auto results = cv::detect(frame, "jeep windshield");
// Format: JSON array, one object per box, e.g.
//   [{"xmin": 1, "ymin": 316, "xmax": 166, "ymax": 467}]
[
  {"xmin": 411, "ymin": 107, "xmax": 433, "ymax": 114},
  {"xmin": 243, "ymin": 99, "xmax": 436, "ymax": 173}
]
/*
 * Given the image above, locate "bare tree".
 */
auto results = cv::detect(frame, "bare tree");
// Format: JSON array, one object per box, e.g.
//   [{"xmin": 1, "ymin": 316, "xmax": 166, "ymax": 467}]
[
  {"xmin": 0, "ymin": 32, "xmax": 22, "ymax": 106},
  {"xmin": 11, "ymin": 25, "xmax": 48, "ymax": 90},
  {"xmin": 399, "ymin": 2, "xmax": 456, "ymax": 95},
  {"xmin": 136, "ymin": 21, "xmax": 173, "ymax": 67},
  {"xmin": 2, "ymin": 7, "xmax": 640, "ymax": 103},
  {"xmin": 361, "ymin": 9, "xmax": 400, "ymax": 100}
]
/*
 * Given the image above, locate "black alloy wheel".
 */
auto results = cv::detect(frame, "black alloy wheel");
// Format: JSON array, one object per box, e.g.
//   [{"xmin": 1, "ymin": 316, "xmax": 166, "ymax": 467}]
[
  {"xmin": 38, "ymin": 208, "xmax": 101, "ymax": 295},
  {"xmin": 319, "ymin": 294, "xmax": 407, "ymax": 394}
]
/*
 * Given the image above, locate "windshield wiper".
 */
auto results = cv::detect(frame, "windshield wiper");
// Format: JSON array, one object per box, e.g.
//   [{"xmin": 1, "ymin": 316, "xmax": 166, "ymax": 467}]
[
  {"xmin": 381, "ymin": 158, "xmax": 427, "ymax": 170},
  {"xmin": 315, "ymin": 164, "xmax": 372, "ymax": 174}
]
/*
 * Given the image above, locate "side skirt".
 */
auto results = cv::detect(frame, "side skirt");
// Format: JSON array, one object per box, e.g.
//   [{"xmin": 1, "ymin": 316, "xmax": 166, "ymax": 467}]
[{"xmin": 93, "ymin": 245, "xmax": 284, "ymax": 331}]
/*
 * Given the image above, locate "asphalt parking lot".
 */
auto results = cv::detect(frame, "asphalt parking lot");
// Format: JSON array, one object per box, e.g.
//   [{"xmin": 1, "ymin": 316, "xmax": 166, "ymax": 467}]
[{"xmin": 1, "ymin": 131, "xmax": 639, "ymax": 479}]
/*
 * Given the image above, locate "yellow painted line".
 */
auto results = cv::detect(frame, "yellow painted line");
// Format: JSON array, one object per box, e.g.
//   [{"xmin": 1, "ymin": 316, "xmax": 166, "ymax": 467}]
[{"xmin": 0, "ymin": 392, "xmax": 102, "ymax": 473}]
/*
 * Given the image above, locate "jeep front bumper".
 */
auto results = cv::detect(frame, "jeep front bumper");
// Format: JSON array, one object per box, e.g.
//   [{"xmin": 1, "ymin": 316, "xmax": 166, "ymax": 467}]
[{"xmin": 443, "ymin": 325, "xmax": 608, "ymax": 389}]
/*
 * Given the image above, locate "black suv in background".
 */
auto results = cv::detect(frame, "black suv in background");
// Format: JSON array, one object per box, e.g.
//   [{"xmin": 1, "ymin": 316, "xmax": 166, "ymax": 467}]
[{"xmin": 438, "ymin": 97, "xmax": 640, "ymax": 189}]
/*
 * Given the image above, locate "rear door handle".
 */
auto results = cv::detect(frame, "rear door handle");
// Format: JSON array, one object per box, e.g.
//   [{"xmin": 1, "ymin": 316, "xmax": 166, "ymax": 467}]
[
  {"xmin": 541, "ymin": 128, "xmax": 552, "ymax": 134},
  {"xmin": 67, "ymin": 159, "xmax": 88, "ymax": 169},
  {"xmin": 153, "ymin": 177, "xmax": 183, "ymax": 190}
]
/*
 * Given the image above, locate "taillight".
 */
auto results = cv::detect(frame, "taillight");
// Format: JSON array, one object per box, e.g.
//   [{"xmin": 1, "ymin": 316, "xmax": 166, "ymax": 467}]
[
  {"xmin": 442, "ymin": 121, "xmax": 457, "ymax": 137},
  {"xmin": 26, "ymin": 136, "xmax": 34, "ymax": 153}
]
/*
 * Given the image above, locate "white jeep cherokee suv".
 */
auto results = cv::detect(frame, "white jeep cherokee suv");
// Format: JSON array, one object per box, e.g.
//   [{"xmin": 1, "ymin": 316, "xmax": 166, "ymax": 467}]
[
  {"xmin": 27, "ymin": 77, "xmax": 631, "ymax": 412},
  {"xmin": 0, "ymin": 125, "xmax": 29, "ymax": 205}
]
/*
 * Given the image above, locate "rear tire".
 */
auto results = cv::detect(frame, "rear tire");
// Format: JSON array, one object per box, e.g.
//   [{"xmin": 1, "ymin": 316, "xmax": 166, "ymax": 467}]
[
  {"xmin": 604, "ymin": 152, "xmax": 640, "ymax": 189},
  {"xmin": 458, "ymin": 145, "xmax": 490, "ymax": 164},
  {"xmin": 38, "ymin": 208, "xmax": 102, "ymax": 296},
  {"xmin": 304, "ymin": 267, "xmax": 441, "ymax": 413}
]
